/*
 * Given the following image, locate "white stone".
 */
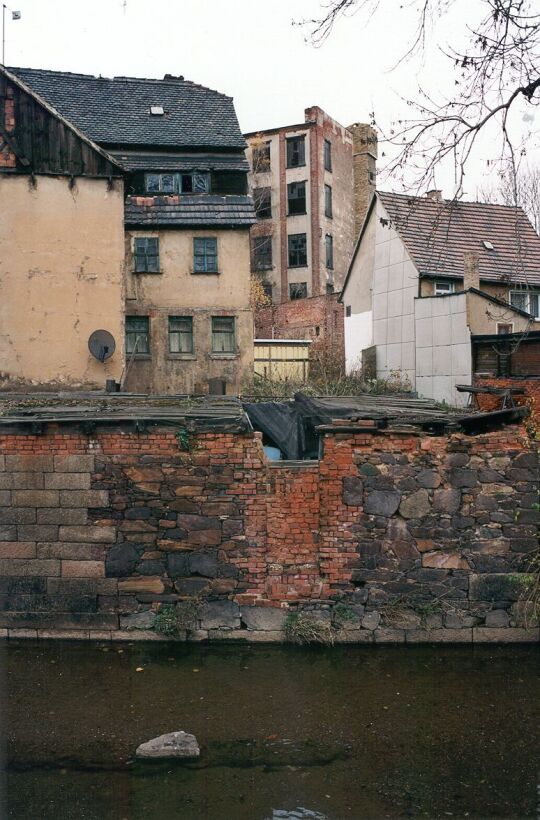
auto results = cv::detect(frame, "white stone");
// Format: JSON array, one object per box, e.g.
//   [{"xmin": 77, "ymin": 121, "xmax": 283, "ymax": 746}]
[{"xmin": 136, "ymin": 731, "xmax": 200, "ymax": 759}]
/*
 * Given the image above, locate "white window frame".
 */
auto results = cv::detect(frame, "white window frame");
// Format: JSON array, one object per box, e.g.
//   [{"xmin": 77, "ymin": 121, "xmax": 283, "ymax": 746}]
[
  {"xmin": 497, "ymin": 322, "xmax": 514, "ymax": 335},
  {"xmin": 510, "ymin": 289, "xmax": 540, "ymax": 320},
  {"xmin": 434, "ymin": 280, "xmax": 455, "ymax": 296}
]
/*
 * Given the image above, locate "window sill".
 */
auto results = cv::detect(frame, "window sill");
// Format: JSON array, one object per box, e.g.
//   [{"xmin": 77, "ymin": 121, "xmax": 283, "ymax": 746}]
[
  {"xmin": 287, "ymin": 211, "xmax": 307, "ymax": 217},
  {"xmin": 210, "ymin": 353, "xmax": 238, "ymax": 359},
  {"xmin": 288, "ymin": 263, "xmax": 308, "ymax": 269},
  {"xmin": 286, "ymin": 163, "xmax": 306, "ymax": 170},
  {"xmin": 133, "ymin": 270, "xmax": 163, "ymax": 275},
  {"xmin": 167, "ymin": 353, "xmax": 197, "ymax": 360},
  {"xmin": 191, "ymin": 270, "xmax": 220, "ymax": 275},
  {"xmin": 126, "ymin": 354, "xmax": 151, "ymax": 360}
]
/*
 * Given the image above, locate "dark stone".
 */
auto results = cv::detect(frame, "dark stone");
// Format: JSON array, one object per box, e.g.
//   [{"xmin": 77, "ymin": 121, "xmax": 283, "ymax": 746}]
[
  {"xmin": 470, "ymin": 573, "xmax": 522, "ymax": 601},
  {"xmin": 446, "ymin": 453, "xmax": 469, "ymax": 467},
  {"xmin": 105, "ymin": 544, "xmax": 139, "ymax": 577},
  {"xmin": 364, "ymin": 490, "xmax": 401, "ymax": 517},
  {"xmin": 174, "ymin": 578, "xmax": 211, "ymax": 596},
  {"xmin": 125, "ymin": 507, "xmax": 152, "ymax": 520},
  {"xmin": 416, "ymin": 469, "xmax": 441, "ymax": 489},
  {"xmin": 166, "ymin": 553, "xmax": 190, "ymax": 578},
  {"xmin": 359, "ymin": 463, "xmax": 380, "ymax": 476},
  {"xmin": 478, "ymin": 469, "xmax": 504, "ymax": 483},
  {"xmin": 200, "ymin": 600, "xmax": 240, "ymax": 629},
  {"xmin": 452, "ymin": 514, "xmax": 475, "ymax": 529},
  {"xmin": 399, "ymin": 490, "xmax": 431, "ymax": 520},
  {"xmin": 433, "ymin": 489, "xmax": 460, "ymax": 513},
  {"xmin": 0, "ymin": 576, "xmax": 47, "ymax": 594},
  {"xmin": 476, "ymin": 494, "xmax": 498, "ymax": 511},
  {"xmin": 449, "ymin": 468, "xmax": 478, "ymax": 488},
  {"xmin": 177, "ymin": 514, "xmax": 221, "ymax": 532},
  {"xmin": 342, "ymin": 476, "xmax": 364, "ymax": 506},
  {"xmin": 223, "ymin": 519, "xmax": 243, "ymax": 537},
  {"xmin": 168, "ymin": 500, "xmax": 200, "ymax": 514},
  {"xmin": 189, "ymin": 552, "xmax": 219, "ymax": 578},
  {"xmin": 161, "ymin": 528, "xmax": 188, "ymax": 540},
  {"xmin": 137, "ymin": 560, "xmax": 166, "ymax": 576}
]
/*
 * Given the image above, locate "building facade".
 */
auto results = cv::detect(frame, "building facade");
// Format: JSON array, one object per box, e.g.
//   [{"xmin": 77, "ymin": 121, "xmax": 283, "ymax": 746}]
[
  {"xmin": 341, "ymin": 190, "xmax": 540, "ymax": 404},
  {"xmin": 245, "ymin": 109, "xmax": 376, "ymax": 362},
  {"xmin": 6, "ymin": 67, "xmax": 256, "ymax": 395}
]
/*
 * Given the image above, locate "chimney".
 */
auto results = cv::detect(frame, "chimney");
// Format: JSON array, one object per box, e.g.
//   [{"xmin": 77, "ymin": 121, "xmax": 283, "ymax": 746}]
[
  {"xmin": 348, "ymin": 123, "xmax": 378, "ymax": 236},
  {"xmin": 426, "ymin": 189, "xmax": 442, "ymax": 201},
  {"xmin": 463, "ymin": 252, "xmax": 480, "ymax": 291}
]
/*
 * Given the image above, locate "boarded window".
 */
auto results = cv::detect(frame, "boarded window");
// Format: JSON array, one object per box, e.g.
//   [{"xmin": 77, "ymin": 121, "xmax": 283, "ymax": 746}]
[
  {"xmin": 289, "ymin": 282, "xmax": 308, "ymax": 300},
  {"xmin": 134, "ymin": 237, "xmax": 160, "ymax": 273},
  {"xmin": 125, "ymin": 316, "xmax": 150, "ymax": 355},
  {"xmin": 325, "ymin": 234, "xmax": 334, "ymax": 269},
  {"xmin": 287, "ymin": 181, "xmax": 306, "ymax": 215},
  {"xmin": 252, "ymin": 141, "xmax": 271, "ymax": 172},
  {"xmin": 288, "ymin": 233, "xmax": 307, "ymax": 267},
  {"xmin": 324, "ymin": 139, "xmax": 332, "ymax": 172},
  {"xmin": 253, "ymin": 187, "xmax": 272, "ymax": 219},
  {"xmin": 212, "ymin": 317, "xmax": 236, "ymax": 353},
  {"xmin": 252, "ymin": 235, "xmax": 273, "ymax": 271},
  {"xmin": 286, "ymin": 136, "xmax": 305, "ymax": 168},
  {"xmin": 324, "ymin": 184, "xmax": 333, "ymax": 218},
  {"xmin": 168, "ymin": 316, "xmax": 194, "ymax": 354},
  {"xmin": 193, "ymin": 238, "xmax": 218, "ymax": 273}
]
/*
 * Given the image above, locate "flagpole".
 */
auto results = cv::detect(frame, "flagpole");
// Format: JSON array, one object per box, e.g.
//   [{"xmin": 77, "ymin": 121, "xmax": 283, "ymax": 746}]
[{"xmin": 2, "ymin": 4, "xmax": 5, "ymax": 65}]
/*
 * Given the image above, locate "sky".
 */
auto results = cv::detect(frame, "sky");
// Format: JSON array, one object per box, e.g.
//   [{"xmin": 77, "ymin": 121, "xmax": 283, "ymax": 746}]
[{"xmin": 2, "ymin": 0, "xmax": 538, "ymax": 199}]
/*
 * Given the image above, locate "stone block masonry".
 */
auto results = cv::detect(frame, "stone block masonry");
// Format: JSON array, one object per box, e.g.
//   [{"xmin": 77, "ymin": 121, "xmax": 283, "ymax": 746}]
[{"xmin": 0, "ymin": 422, "xmax": 537, "ymax": 643}]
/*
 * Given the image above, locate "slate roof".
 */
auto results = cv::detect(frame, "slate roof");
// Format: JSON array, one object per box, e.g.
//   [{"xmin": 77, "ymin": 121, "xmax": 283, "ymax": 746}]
[
  {"xmin": 111, "ymin": 151, "xmax": 249, "ymax": 172},
  {"xmin": 378, "ymin": 191, "xmax": 540, "ymax": 286},
  {"xmin": 8, "ymin": 67, "xmax": 246, "ymax": 150},
  {"xmin": 124, "ymin": 195, "xmax": 257, "ymax": 228}
]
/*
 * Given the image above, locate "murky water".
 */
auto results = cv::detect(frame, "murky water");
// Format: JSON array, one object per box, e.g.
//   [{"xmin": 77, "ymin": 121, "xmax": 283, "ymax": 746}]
[{"xmin": 0, "ymin": 640, "xmax": 538, "ymax": 819}]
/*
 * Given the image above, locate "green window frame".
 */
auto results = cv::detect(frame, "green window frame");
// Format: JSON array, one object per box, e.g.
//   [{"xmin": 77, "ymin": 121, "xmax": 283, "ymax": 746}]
[
  {"xmin": 193, "ymin": 238, "xmax": 218, "ymax": 273},
  {"xmin": 168, "ymin": 316, "xmax": 194, "ymax": 354},
  {"xmin": 125, "ymin": 316, "xmax": 150, "ymax": 355},
  {"xmin": 211, "ymin": 316, "xmax": 236, "ymax": 353},
  {"xmin": 134, "ymin": 237, "xmax": 160, "ymax": 273}
]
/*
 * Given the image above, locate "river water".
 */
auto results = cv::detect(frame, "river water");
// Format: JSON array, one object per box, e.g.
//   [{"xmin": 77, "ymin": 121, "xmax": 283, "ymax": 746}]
[{"xmin": 1, "ymin": 640, "xmax": 539, "ymax": 819}]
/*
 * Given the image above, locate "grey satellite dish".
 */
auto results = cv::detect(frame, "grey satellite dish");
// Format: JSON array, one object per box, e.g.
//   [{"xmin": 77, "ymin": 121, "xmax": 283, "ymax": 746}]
[{"xmin": 88, "ymin": 330, "xmax": 116, "ymax": 362}]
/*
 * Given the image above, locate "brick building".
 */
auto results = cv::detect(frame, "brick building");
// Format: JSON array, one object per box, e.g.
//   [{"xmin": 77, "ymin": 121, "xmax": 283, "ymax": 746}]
[{"xmin": 245, "ymin": 109, "xmax": 376, "ymax": 365}]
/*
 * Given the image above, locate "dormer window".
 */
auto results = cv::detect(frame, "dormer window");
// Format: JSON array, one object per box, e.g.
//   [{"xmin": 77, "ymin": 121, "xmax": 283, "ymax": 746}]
[
  {"xmin": 150, "ymin": 105, "xmax": 164, "ymax": 116},
  {"xmin": 145, "ymin": 172, "xmax": 210, "ymax": 194}
]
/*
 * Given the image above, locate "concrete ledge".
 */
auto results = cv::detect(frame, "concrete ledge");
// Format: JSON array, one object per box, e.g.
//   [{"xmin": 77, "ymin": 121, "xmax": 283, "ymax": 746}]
[{"xmin": 473, "ymin": 627, "xmax": 540, "ymax": 643}]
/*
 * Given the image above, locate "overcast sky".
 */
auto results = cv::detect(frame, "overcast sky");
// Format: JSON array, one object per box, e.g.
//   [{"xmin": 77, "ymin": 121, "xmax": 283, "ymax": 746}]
[{"xmin": 3, "ymin": 0, "xmax": 538, "ymax": 198}]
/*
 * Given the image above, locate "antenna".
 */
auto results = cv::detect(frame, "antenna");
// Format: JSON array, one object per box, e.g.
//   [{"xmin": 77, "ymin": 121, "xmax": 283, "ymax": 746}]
[{"xmin": 88, "ymin": 330, "xmax": 116, "ymax": 363}]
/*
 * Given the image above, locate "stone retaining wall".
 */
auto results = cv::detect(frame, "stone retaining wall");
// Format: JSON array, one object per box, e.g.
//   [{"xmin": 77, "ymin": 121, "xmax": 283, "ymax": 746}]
[{"xmin": 0, "ymin": 423, "xmax": 538, "ymax": 643}]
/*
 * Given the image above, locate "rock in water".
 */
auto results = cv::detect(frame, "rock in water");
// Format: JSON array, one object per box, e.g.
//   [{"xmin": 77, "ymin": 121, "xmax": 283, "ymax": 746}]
[{"xmin": 136, "ymin": 731, "xmax": 200, "ymax": 759}]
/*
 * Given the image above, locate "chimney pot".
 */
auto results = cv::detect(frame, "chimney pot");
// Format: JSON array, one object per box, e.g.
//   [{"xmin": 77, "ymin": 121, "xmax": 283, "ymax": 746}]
[{"xmin": 426, "ymin": 189, "xmax": 442, "ymax": 201}]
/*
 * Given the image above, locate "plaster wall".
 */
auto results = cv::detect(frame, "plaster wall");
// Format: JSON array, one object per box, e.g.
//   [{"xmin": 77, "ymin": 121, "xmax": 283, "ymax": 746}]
[
  {"xmin": 124, "ymin": 228, "xmax": 253, "ymax": 394},
  {"xmin": 0, "ymin": 174, "xmax": 125, "ymax": 389}
]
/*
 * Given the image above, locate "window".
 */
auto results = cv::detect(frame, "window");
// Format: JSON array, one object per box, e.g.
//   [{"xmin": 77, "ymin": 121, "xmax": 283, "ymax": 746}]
[
  {"xmin": 145, "ymin": 172, "xmax": 210, "ymax": 194},
  {"xmin": 324, "ymin": 184, "xmax": 333, "ymax": 218},
  {"xmin": 252, "ymin": 235, "xmax": 273, "ymax": 271},
  {"xmin": 125, "ymin": 316, "xmax": 150, "ymax": 355},
  {"xmin": 289, "ymin": 282, "xmax": 307, "ymax": 300},
  {"xmin": 134, "ymin": 237, "xmax": 160, "ymax": 273},
  {"xmin": 325, "ymin": 234, "xmax": 334, "ymax": 269},
  {"xmin": 326, "ymin": 282, "xmax": 334, "ymax": 295},
  {"xmin": 253, "ymin": 187, "xmax": 272, "ymax": 219},
  {"xmin": 252, "ymin": 141, "xmax": 271, "ymax": 173},
  {"xmin": 262, "ymin": 280, "xmax": 273, "ymax": 301},
  {"xmin": 287, "ymin": 181, "xmax": 306, "ymax": 215},
  {"xmin": 193, "ymin": 237, "xmax": 218, "ymax": 273},
  {"xmin": 288, "ymin": 233, "xmax": 307, "ymax": 267},
  {"xmin": 497, "ymin": 323, "xmax": 513, "ymax": 335},
  {"xmin": 212, "ymin": 317, "xmax": 236, "ymax": 353},
  {"xmin": 324, "ymin": 139, "xmax": 332, "ymax": 172},
  {"xmin": 286, "ymin": 136, "xmax": 305, "ymax": 168},
  {"xmin": 510, "ymin": 290, "xmax": 540, "ymax": 319},
  {"xmin": 168, "ymin": 316, "xmax": 194, "ymax": 354},
  {"xmin": 434, "ymin": 281, "xmax": 455, "ymax": 296},
  {"xmin": 345, "ymin": 305, "xmax": 352, "ymax": 317}
]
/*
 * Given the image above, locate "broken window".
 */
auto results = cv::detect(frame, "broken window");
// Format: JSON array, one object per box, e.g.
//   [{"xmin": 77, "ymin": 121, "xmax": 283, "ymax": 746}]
[
  {"xmin": 253, "ymin": 187, "xmax": 272, "ymax": 219},
  {"xmin": 168, "ymin": 316, "xmax": 194, "ymax": 354},
  {"xmin": 193, "ymin": 237, "xmax": 218, "ymax": 273},
  {"xmin": 134, "ymin": 237, "xmax": 160, "ymax": 273},
  {"xmin": 324, "ymin": 139, "xmax": 332, "ymax": 172},
  {"xmin": 289, "ymin": 282, "xmax": 308, "ymax": 300},
  {"xmin": 252, "ymin": 141, "xmax": 271, "ymax": 172},
  {"xmin": 325, "ymin": 234, "xmax": 334, "ymax": 269},
  {"xmin": 326, "ymin": 282, "xmax": 334, "ymax": 295},
  {"xmin": 212, "ymin": 316, "xmax": 236, "ymax": 353},
  {"xmin": 286, "ymin": 136, "xmax": 305, "ymax": 168},
  {"xmin": 125, "ymin": 316, "xmax": 150, "ymax": 355},
  {"xmin": 287, "ymin": 181, "xmax": 306, "ymax": 215},
  {"xmin": 252, "ymin": 235, "xmax": 273, "ymax": 271},
  {"xmin": 325, "ymin": 184, "xmax": 333, "ymax": 218},
  {"xmin": 145, "ymin": 172, "xmax": 210, "ymax": 194},
  {"xmin": 288, "ymin": 233, "xmax": 307, "ymax": 267}
]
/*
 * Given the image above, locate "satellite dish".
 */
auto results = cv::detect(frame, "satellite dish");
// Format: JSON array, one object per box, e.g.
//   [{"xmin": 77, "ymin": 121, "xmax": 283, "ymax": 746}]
[{"xmin": 88, "ymin": 330, "xmax": 116, "ymax": 362}]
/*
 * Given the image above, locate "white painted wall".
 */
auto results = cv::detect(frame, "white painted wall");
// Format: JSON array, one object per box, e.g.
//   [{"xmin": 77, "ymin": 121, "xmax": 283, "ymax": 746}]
[
  {"xmin": 414, "ymin": 292, "xmax": 472, "ymax": 406},
  {"xmin": 344, "ymin": 310, "xmax": 372, "ymax": 373}
]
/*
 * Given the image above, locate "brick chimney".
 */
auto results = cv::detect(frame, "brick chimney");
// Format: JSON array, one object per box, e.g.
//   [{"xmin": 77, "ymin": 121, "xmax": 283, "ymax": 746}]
[
  {"xmin": 426, "ymin": 189, "xmax": 442, "ymax": 201},
  {"xmin": 348, "ymin": 123, "xmax": 377, "ymax": 236},
  {"xmin": 463, "ymin": 252, "xmax": 480, "ymax": 290}
]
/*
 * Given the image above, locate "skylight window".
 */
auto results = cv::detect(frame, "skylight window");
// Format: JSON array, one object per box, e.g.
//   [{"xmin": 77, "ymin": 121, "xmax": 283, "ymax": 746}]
[
  {"xmin": 150, "ymin": 105, "xmax": 164, "ymax": 116},
  {"xmin": 483, "ymin": 240, "xmax": 494, "ymax": 250}
]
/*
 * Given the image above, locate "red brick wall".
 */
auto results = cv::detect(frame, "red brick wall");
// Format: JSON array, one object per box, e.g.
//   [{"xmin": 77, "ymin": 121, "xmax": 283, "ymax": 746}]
[
  {"xmin": 473, "ymin": 377, "xmax": 540, "ymax": 426},
  {"xmin": 255, "ymin": 293, "xmax": 345, "ymax": 372}
]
